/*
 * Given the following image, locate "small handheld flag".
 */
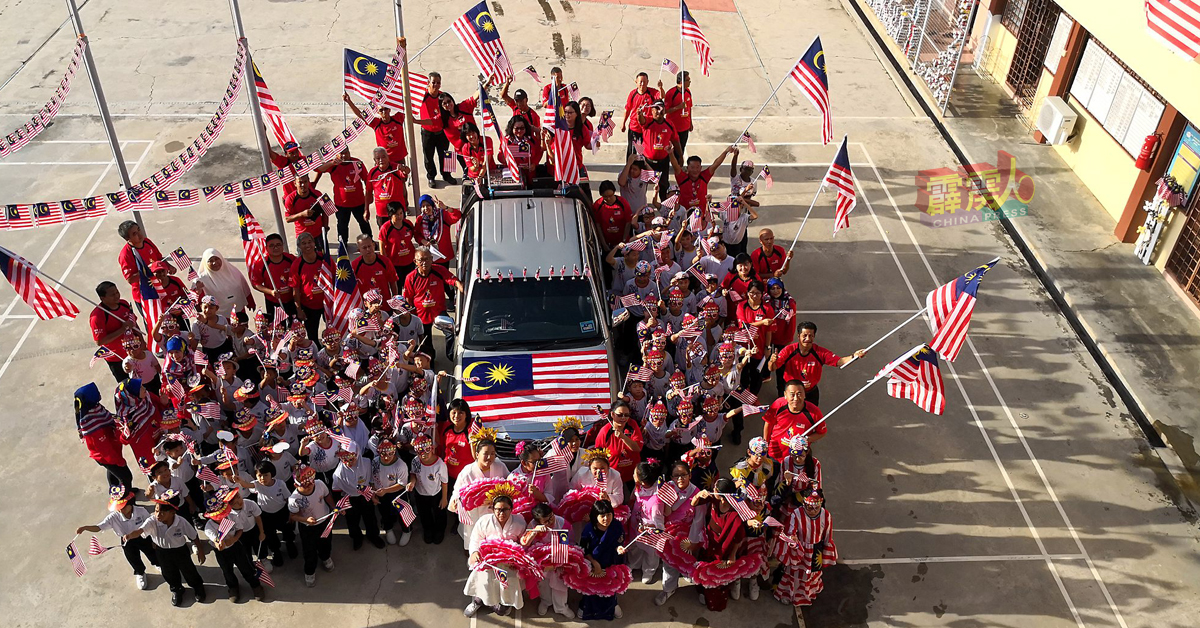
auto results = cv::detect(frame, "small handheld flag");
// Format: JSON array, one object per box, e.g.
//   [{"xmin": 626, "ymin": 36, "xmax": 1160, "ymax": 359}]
[{"xmin": 67, "ymin": 542, "xmax": 87, "ymax": 577}]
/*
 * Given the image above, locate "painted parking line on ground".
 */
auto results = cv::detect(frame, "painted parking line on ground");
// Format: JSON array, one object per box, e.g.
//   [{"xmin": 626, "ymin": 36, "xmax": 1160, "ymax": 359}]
[
  {"xmin": 840, "ymin": 553, "xmax": 1087, "ymax": 565},
  {"xmin": 859, "ymin": 143, "xmax": 1129, "ymax": 628}
]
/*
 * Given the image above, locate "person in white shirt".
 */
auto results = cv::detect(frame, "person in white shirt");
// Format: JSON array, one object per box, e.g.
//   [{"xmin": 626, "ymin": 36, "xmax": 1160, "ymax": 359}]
[
  {"xmin": 201, "ymin": 491, "xmax": 265, "ymax": 602},
  {"xmin": 75, "ymin": 487, "xmax": 158, "ymax": 590},
  {"xmin": 331, "ymin": 448, "xmax": 386, "ymax": 550},
  {"xmin": 408, "ymin": 435, "xmax": 449, "ymax": 545},
  {"xmin": 251, "ymin": 459, "xmax": 297, "ymax": 567},
  {"xmin": 570, "ymin": 449, "xmax": 626, "ymax": 506},
  {"xmin": 520, "ymin": 503, "xmax": 575, "ymax": 619},
  {"xmin": 462, "ymin": 494, "xmax": 527, "ymax": 617},
  {"xmin": 448, "ymin": 438, "xmax": 510, "ymax": 550},
  {"xmin": 126, "ymin": 491, "xmax": 208, "ymax": 607},
  {"xmin": 288, "ymin": 465, "xmax": 336, "ymax": 587},
  {"xmin": 371, "ymin": 439, "xmax": 411, "ymax": 546}
]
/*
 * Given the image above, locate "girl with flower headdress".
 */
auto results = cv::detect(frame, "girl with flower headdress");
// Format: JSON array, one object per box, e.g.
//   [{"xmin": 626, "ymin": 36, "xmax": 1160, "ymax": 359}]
[
  {"xmin": 508, "ymin": 441, "xmax": 549, "ymax": 503},
  {"xmin": 448, "ymin": 433, "xmax": 509, "ymax": 550},
  {"xmin": 773, "ymin": 485, "xmax": 837, "ymax": 614},
  {"xmin": 570, "ymin": 448, "xmax": 625, "ymax": 506},
  {"xmin": 547, "ymin": 416, "xmax": 586, "ymax": 504},
  {"xmin": 462, "ymin": 492, "xmax": 526, "ymax": 618},
  {"xmin": 654, "ymin": 459, "xmax": 705, "ymax": 606}
]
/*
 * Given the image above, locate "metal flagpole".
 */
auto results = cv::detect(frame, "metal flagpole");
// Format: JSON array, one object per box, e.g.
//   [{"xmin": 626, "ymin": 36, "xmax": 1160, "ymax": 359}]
[
  {"xmin": 801, "ymin": 344, "xmax": 924, "ymax": 437},
  {"xmin": 0, "ymin": 244, "xmax": 102, "ymax": 309},
  {"xmin": 733, "ymin": 53, "xmax": 802, "ymax": 149},
  {"xmin": 394, "ymin": 2, "xmax": 423, "ymax": 205},
  {"xmin": 64, "ymin": 0, "xmax": 144, "ymax": 233},
  {"xmin": 478, "ymin": 82, "xmax": 491, "ymax": 195},
  {"xmin": 679, "ymin": 1, "xmax": 685, "ymax": 95},
  {"xmin": 228, "ymin": 0, "xmax": 289, "ymax": 252},
  {"xmin": 787, "ymin": 182, "xmax": 825, "ymax": 253},
  {"xmin": 838, "ymin": 307, "xmax": 928, "ymax": 369}
]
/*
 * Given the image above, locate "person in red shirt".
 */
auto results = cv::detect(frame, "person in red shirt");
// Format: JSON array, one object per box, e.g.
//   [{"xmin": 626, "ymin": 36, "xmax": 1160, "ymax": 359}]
[
  {"xmin": 90, "ymin": 281, "xmax": 141, "ymax": 383},
  {"xmin": 750, "ymin": 228, "xmax": 792, "ymax": 279},
  {"xmin": 721, "ymin": 253, "xmax": 760, "ymax": 309},
  {"xmin": 249, "ymin": 233, "xmax": 297, "ymax": 322},
  {"xmin": 670, "ymin": 145, "xmax": 733, "ymax": 211},
  {"xmin": 661, "ymin": 70, "xmax": 694, "ymax": 151},
  {"xmin": 504, "ymin": 116, "xmax": 542, "ymax": 185},
  {"xmin": 412, "ymin": 71, "xmax": 456, "ymax": 188},
  {"xmin": 592, "ymin": 400, "xmax": 644, "ymax": 485},
  {"xmin": 544, "ymin": 101, "xmax": 594, "ymax": 201},
  {"xmin": 314, "ymin": 146, "xmax": 373, "ymax": 246},
  {"xmin": 150, "ymin": 260, "xmax": 191, "ymax": 330},
  {"xmin": 366, "ymin": 148, "xmax": 411, "ymax": 228},
  {"xmin": 639, "ymin": 101, "xmax": 680, "ymax": 200},
  {"xmin": 500, "ymin": 81, "xmax": 539, "ymax": 132},
  {"xmin": 351, "ymin": 234, "xmax": 400, "ymax": 308},
  {"xmin": 378, "ymin": 206, "xmax": 418, "ymax": 284},
  {"xmin": 439, "ymin": 399, "xmax": 475, "ymax": 481},
  {"xmin": 342, "ymin": 92, "xmax": 407, "ymax": 164},
  {"xmin": 268, "ymin": 140, "xmax": 304, "ymax": 197},
  {"xmin": 591, "ymin": 181, "xmax": 632, "ymax": 249},
  {"xmin": 735, "ymin": 281, "xmax": 775, "ymax": 398},
  {"xmin": 768, "ymin": 320, "xmax": 867, "ymax": 407},
  {"xmin": 288, "ymin": 233, "xmax": 332, "ymax": 341},
  {"xmin": 620, "ymin": 72, "xmax": 660, "ymax": 157},
  {"xmin": 762, "ymin": 380, "xmax": 825, "ymax": 460},
  {"xmin": 438, "ymin": 92, "xmax": 479, "ymax": 154},
  {"xmin": 116, "ymin": 220, "xmax": 163, "ymax": 311},
  {"xmin": 413, "ymin": 195, "xmax": 463, "ymax": 267},
  {"xmin": 284, "ymin": 175, "xmax": 328, "ymax": 253},
  {"xmin": 540, "ymin": 67, "xmax": 568, "ymax": 108},
  {"xmin": 402, "ymin": 248, "xmax": 462, "ymax": 359},
  {"xmin": 458, "ymin": 124, "xmax": 498, "ymax": 182}
]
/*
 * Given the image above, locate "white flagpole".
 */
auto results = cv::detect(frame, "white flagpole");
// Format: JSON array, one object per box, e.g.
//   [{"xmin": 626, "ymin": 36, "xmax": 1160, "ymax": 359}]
[
  {"xmin": 787, "ymin": 182, "xmax": 825, "ymax": 253},
  {"xmin": 801, "ymin": 344, "xmax": 924, "ymax": 437},
  {"xmin": 839, "ymin": 307, "xmax": 929, "ymax": 369},
  {"xmin": 679, "ymin": 1, "xmax": 685, "ymax": 93},
  {"xmin": 0, "ymin": 244, "xmax": 102, "ymax": 309}
]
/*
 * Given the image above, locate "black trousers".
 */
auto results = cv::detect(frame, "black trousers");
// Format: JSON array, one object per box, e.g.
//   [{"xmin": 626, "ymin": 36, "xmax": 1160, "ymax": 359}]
[
  {"xmin": 105, "ymin": 359, "xmax": 128, "ymax": 384},
  {"xmin": 298, "ymin": 523, "xmax": 332, "ymax": 576},
  {"xmin": 335, "ymin": 203, "xmax": 373, "ymax": 245},
  {"xmin": 343, "ymin": 494, "xmax": 381, "ymax": 541},
  {"xmin": 122, "ymin": 536, "xmax": 159, "ymax": 575},
  {"xmin": 258, "ymin": 507, "xmax": 296, "ymax": 558},
  {"xmin": 646, "ymin": 157, "xmax": 671, "ymax": 202},
  {"xmin": 214, "ymin": 540, "xmax": 261, "ymax": 590},
  {"xmin": 263, "ymin": 300, "xmax": 297, "ymax": 326},
  {"xmin": 300, "ymin": 305, "xmax": 323, "ymax": 343},
  {"xmin": 157, "ymin": 545, "xmax": 205, "ymax": 592},
  {"xmin": 99, "ymin": 462, "xmax": 133, "ymax": 491},
  {"xmin": 377, "ymin": 497, "xmax": 411, "ymax": 533},
  {"xmin": 678, "ymin": 129, "xmax": 690, "ymax": 152},
  {"xmin": 806, "ymin": 385, "xmax": 821, "ymax": 408},
  {"xmin": 421, "ymin": 129, "xmax": 451, "ymax": 182},
  {"xmin": 414, "ymin": 492, "xmax": 447, "ymax": 544}
]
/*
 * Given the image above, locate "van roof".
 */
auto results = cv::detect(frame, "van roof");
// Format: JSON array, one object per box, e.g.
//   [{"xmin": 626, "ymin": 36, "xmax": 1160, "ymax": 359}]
[{"xmin": 476, "ymin": 196, "xmax": 586, "ymax": 276}]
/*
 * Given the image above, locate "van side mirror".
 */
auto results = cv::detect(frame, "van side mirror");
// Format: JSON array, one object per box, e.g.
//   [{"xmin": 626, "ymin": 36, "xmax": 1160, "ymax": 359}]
[{"xmin": 433, "ymin": 315, "xmax": 456, "ymax": 333}]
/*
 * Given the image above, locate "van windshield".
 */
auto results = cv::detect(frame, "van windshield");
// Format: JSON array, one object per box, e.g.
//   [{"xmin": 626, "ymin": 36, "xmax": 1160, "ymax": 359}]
[{"xmin": 464, "ymin": 277, "xmax": 602, "ymax": 350}]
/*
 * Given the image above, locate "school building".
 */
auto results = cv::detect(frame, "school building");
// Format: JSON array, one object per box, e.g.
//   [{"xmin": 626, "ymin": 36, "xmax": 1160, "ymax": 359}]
[{"xmin": 970, "ymin": 0, "xmax": 1200, "ymax": 307}]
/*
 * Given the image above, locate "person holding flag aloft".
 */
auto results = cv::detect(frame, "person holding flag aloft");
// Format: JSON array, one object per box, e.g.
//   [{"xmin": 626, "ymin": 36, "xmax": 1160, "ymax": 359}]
[{"xmin": 768, "ymin": 321, "xmax": 866, "ymax": 407}]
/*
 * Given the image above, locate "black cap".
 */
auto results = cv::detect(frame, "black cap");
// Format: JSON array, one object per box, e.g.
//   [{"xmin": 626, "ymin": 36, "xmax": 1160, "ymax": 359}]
[{"xmin": 514, "ymin": 88, "xmax": 528, "ymax": 99}]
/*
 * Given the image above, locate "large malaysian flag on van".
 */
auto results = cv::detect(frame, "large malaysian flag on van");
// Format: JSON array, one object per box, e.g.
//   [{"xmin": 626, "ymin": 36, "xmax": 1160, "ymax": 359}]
[{"xmin": 461, "ymin": 349, "xmax": 610, "ymax": 422}]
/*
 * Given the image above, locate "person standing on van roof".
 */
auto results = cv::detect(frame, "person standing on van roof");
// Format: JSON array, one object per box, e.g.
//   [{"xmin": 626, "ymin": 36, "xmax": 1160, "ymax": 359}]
[
  {"xmin": 402, "ymin": 247, "xmax": 463, "ymax": 359},
  {"xmin": 414, "ymin": 196, "xmax": 462, "ymax": 267},
  {"xmin": 593, "ymin": 181, "xmax": 633, "ymax": 250}
]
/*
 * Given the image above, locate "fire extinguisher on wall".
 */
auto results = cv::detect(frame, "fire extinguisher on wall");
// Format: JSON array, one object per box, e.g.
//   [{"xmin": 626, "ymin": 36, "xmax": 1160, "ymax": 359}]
[{"xmin": 1135, "ymin": 133, "xmax": 1161, "ymax": 171}]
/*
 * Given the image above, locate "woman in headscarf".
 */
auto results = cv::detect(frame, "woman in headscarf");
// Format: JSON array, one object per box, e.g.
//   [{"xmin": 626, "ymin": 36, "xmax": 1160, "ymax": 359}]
[
  {"xmin": 75, "ymin": 382, "xmax": 133, "ymax": 489},
  {"xmin": 195, "ymin": 248, "xmax": 256, "ymax": 313}
]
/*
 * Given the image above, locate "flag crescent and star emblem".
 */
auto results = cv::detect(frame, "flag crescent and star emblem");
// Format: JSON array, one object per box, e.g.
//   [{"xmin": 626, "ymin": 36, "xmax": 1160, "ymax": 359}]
[
  {"xmin": 353, "ymin": 56, "xmax": 376, "ymax": 76},
  {"xmin": 463, "ymin": 359, "xmax": 516, "ymax": 391},
  {"xmin": 474, "ymin": 11, "xmax": 494, "ymax": 31}
]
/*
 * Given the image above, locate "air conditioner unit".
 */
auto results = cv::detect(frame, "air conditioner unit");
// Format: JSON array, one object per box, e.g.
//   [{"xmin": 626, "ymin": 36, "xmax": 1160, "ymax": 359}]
[{"xmin": 1037, "ymin": 96, "xmax": 1078, "ymax": 145}]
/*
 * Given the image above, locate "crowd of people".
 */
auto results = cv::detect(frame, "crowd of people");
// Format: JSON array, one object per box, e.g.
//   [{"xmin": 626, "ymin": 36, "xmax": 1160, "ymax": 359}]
[{"xmin": 73, "ymin": 62, "xmax": 868, "ymax": 625}]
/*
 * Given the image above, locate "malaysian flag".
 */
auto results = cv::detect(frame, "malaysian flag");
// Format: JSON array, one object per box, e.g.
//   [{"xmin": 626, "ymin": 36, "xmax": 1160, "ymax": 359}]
[
  {"xmin": 66, "ymin": 542, "xmax": 87, "ymax": 577},
  {"xmin": 87, "ymin": 536, "xmax": 111, "ymax": 556},
  {"xmin": 790, "ymin": 37, "xmax": 832, "ymax": 145},
  {"xmin": 724, "ymin": 494, "xmax": 757, "ymax": 521},
  {"xmin": 325, "ymin": 241, "xmax": 362, "ymax": 333},
  {"xmin": 153, "ymin": 189, "xmax": 199, "ymax": 210},
  {"xmin": 168, "ymin": 247, "xmax": 192, "ymax": 274},
  {"xmin": 926, "ymin": 258, "xmax": 999, "ymax": 362},
  {"xmin": 729, "ymin": 388, "xmax": 758, "ymax": 405},
  {"xmin": 193, "ymin": 349, "xmax": 209, "ymax": 366},
  {"xmin": 343, "ymin": 48, "xmax": 403, "ymax": 110},
  {"xmin": 627, "ymin": 364, "xmax": 652, "ymax": 382},
  {"xmin": 32, "ymin": 202, "xmax": 64, "ymax": 226},
  {"xmin": 548, "ymin": 88, "xmax": 579, "ymax": 186},
  {"xmin": 638, "ymin": 528, "xmax": 672, "ymax": 552},
  {"xmin": 359, "ymin": 484, "xmax": 376, "ymax": 501},
  {"xmin": 328, "ymin": 430, "xmax": 353, "ymax": 450},
  {"xmin": 541, "ymin": 453, "xmax": 570, "ymax": 474},
  {"xmin": 548, "ymin": 529, "xmax": 570, "ymax": 564},
  {"xmin": 762, "ymin": 165, "xmax": 773, "ymax": 189},
  {"xmin": 618, "ymin": 293, "xmax": 643, "ymax": 308},
  {"xmin": 1146, "ymin": 0, "xmax": 1200, "ymax": 60},
  {"xmin": 252, "ymin": 63, "xmax": 299, "ymax": 149},
  {"xmin": 129, "ymin": 251, "xmax": 164, "ymax": 351},
  {"xmin": 255, "ymin": 561, "xmax": 275, "ymax": 587},
  {"xmin": 662, "ymin": 58, "xmax": 679, "ymax": 74},
  {"xmin": 681, "ymin": 1, "xmax": 715, "ymax": 76},
  {"xmin": 523, "ymin": 65, "xmax": 542, "ymax": 83},
  {"xmin": 886, "ymin": 345, "xmax": 947, "ymax": 415},
  {"xmin": 408, "ymin": 71, "xmax": 430, "ymax": 116},
  {"xmin": 4, "ymin": 204, "xmax": 34, "ymax": 230},
  {"xmin": 452, "ymin": 2, "xmax": 515, "ymax": 85},
  {"xmin": 823, "ymin": 136, "xmax": 856, "ymax": 236},
  {"xmin": 687, "ymin": 263, "xmax": 706, "ymax": 284},
  {"xmin": 461, "ymin": 350, "xmax": 611, "ymax": 422},
  {"xmin": 236, "ymin": 200, "xmax": 269, "ymax": 273},
  {"xmin": 480, "ymin": 84, "xmax": 523, "ymax": 182},
  {"xmin": 656, "ymin": 480, "xmax": 679, "ymax": 507},
  {"xmin": 199, "ymin": 402, "xmax": 221, "ymax": 420},
  {"xmin": 741, "ymin": 133, "xmax": 757, "ymax": 153},
  {"xmin": 217, "ymin": 516, "xmax": 237, "ymax": 539},
  {"xmin": 197, "ymin": 466, "xmax": 221, "ymax": 484},
  {"xmin": 393, "ymin": 496, "xmax": 417, "ymax": 526},
  {"xmin": 334, "ymin": 386, "xmax": 354, "ymax": 404},
  {"xmin": 90, "ymin": 346, "xmax": 116, "ymax": 367},
  {"xmin": 0, "ymin": 247, "xmax": 79, "ymax": 320}
]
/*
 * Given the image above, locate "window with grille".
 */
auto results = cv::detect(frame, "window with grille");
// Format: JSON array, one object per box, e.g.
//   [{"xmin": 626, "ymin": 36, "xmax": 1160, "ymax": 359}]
[
  {"xmin": 1166, "ymin": 202, "xmax": 1200, "ymax": 305},
  {"xmin": 1002, "ymin": 0, "xmax": 1029, "ymax": 32}
]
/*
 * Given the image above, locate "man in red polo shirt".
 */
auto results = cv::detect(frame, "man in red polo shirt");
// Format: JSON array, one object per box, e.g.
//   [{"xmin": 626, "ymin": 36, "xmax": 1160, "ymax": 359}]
[
  {"xmin": 249, "ymin": 233, "xmax": 296, "ymax": 322},
  {"xmin": 620, "ymin": 72, "xmax": 660, "ymax": 157},
  {"xmin": 378, "ymin": 205, "xmax": 418, "ymax": 285},
  {"xmin": 402, "ymin": 248, "xmax": 462, "ymax": 359},
  {"xmin": 762, "ymin": 380, "xmax": 825, "ymax": 460},
  {"xmin": 592, "ymin": 401, "xmax": 644, "ymax": 484},
  {"xmin": 500, "ymin": 80, "xmax": 539, "ymax": 131},
  {"xmin": 639, "ymin": 101, "xmax": 680, "ymax": 200},
  {"xmin": 284, "ymin": 175, "xmax": 328, "ymax": 253},
  {"xmin": 661, "ymin": 70, "xmax": 693, "ymax": 151},
  {"xmin": 366, "ymin": 148, "xmax": 411, "ymax": 228},
  {"xmin": 90, "ymin": 280, "xmax": 141, "ymax": 383},
  {"xmin": 268, "ymin": 140, "xmax": 304, "ymax": 197},
  {"xmin": 351, "ymin": 234, "xmax": 399, "ymax": 309},
  {"xmin": 116, "ymin": 219, "xmax": 163, "ymax": 311},
  {"xmin": 750, "ymin": 228, "xmax": 792, "ymax": 279},
  {"xmin": 413, "ymin": 71, "xmax": 455, "ymax": 188},
  {"xmin": 342, "ymin": 93, "xmax": 407, "ymax": 165},
  {"xmin": 669, "ymin": 145, "xmax": 733, "ymax": 211},
  {"xmin": 315, "ymin": 146, "xmax": 372, "ymax": 246},
  {"xmin": 768, "ymin": 321, "xmax": 866, "ymax": 407},
  {"xmin": 540, "ymin": 67, "xmax": 568, "ymax": 108}
]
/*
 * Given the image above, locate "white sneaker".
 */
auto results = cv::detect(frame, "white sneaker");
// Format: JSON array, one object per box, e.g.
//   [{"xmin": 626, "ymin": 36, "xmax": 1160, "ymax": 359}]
[
  {"xmin": 556, "ymin": 607, "xmax": 576, "ymax": 619},
  {"xmin": 654, "ymin": 590, "xmax": 674, "ymax": 606},
  {"xmin": 699, "ymin": 593, "xmax": 706, "ymax": 605},
  {"xmin": 135, "ymin": 574, "xmax": 148, "ymax": 590},
  {"xmin": 322, "ymin": 558, "xmax": 335, "ymax": 572},
  {"xmin": 385, "ymin": 530, "xmax": 397, "ymax": 545},
  {"xmin": 261, "ymin": 561, "xmax": 274, "ymax": 574},
  {"xmin": 399, "ymin": 531, "xmax": 411, "ymax": 547},
  {"xmin": 304, "ymin": 573, "xmax": 316, "ymax": 588},
  {"xmin": 463, "ymin": 600, "xmax": 482, "ymax": 617},
  {"xmin": 749, "ymin": 577, "xmax": 760, "ymax": 600},
  {"xmin": 641, "ymin": 568, "xmax": 656, "ymax": 585},
  {"xmin": 730, "ymin": 580, "xmax": 741, "ymax": 600},
  {"xmin": 537, "ymin": 600, "xmax": 550, "ymax": 616},
  {"xmin": 613, "ymin": 605, "xmax": 623, "ymax": 619}
]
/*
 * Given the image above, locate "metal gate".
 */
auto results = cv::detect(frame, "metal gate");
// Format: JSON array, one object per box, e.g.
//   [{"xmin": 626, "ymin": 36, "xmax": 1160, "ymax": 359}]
[
  {"xmin": 1004, "ymin": 0, "xmax": 1061, "ymax": 110},
  {"xmin": 863, "ymin": 0, "xmax": 980, "ymax": 114},
  {"xmin": 1166, "ymin": 199, "xmax": 1200, "ymax": 305}
]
